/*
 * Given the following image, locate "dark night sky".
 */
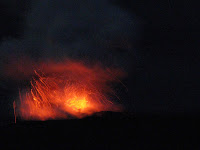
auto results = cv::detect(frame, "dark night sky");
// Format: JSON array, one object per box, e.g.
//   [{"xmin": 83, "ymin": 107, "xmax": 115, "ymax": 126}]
[{"xmin": 0, "ymin": 0, "xmax": 200, "ymax": 120}]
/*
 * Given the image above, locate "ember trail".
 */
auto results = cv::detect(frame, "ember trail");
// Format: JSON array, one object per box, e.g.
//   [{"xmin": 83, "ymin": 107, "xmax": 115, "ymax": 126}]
[{"xmin": 14, "ymin": 60, "xmax": 124, "ymax": 121}]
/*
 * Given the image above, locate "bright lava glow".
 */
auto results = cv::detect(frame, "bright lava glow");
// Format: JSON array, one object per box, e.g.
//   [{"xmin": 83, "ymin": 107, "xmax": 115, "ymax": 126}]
[
  {"xmin": 13, "ymin": 60, "xmax": 124, "ymax": 121},
  {"xmin": 67, "ymin": 97, "xmax": 88, "ymax": 111}
]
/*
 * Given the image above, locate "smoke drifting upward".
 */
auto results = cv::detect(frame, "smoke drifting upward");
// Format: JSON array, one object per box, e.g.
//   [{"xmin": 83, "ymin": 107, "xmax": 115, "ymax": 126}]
[
  {"xmin": 0, "ymin": 0, "xmax": 140, "ymax": 119},
  {"xmin": 0, "ymin": 0, "xmax": 140, "ymax": 70}
]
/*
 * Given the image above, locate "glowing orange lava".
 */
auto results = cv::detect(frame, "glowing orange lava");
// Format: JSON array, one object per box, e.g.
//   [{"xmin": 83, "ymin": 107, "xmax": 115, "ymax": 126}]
[{"xmin": 13, "ymin": 60, "xmax": 125, "ymax": 121}]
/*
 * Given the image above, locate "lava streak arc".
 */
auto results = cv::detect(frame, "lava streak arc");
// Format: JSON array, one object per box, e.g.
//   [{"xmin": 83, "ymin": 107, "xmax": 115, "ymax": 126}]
[{"xmin": 14, "ymin": 60, "xmax": 125, "ymax": 120}]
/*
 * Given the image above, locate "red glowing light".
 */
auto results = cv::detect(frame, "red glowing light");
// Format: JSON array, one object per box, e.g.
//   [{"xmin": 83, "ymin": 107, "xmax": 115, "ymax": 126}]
[{"xmin": 13, "ymin": 60, "xmax": 125, "ymax": 121}]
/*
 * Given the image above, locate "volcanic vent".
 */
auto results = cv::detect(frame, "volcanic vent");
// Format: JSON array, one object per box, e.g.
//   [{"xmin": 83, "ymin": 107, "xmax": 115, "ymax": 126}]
[{"xmin": 12, "ymin": 59, "xmax": 125, "ymax": 121}]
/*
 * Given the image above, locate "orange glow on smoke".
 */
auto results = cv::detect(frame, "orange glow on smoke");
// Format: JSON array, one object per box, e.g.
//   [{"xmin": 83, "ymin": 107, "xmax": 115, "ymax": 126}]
[{"xmin": 14, "ymin": 60, "xmax": 125, "ymax": 120}]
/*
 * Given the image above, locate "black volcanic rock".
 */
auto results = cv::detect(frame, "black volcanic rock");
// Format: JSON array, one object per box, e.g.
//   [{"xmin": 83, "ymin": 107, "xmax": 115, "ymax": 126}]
[
  {"xmin": 0, "ymin": 111, "xmax": 136, "ymax": 150},
  {"xmin": 1, "ymin": 112, "xmax": 199, "ymax": 149},
  {"xmin": 84, "ymin": 111, "xmax": 135, "ymax": 120}
]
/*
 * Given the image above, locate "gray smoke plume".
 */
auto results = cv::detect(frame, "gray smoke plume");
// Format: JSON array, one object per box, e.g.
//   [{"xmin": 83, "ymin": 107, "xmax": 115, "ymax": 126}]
[
  {"xmin": 0, "ymin": 0, "xmax": 141, "ymax": 119},
  {"xmin": 1, "ymin": 0, "xmax": 140, "ymax": 70}
]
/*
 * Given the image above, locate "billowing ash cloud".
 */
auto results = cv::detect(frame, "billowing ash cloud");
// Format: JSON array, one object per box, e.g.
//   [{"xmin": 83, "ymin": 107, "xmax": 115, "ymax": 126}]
[
  {"xmin": 0, "ymin": 0, "xmax": 141, "ymax": 119},
  {"xmin": 1, "ymin": 0, "xmax": 140, "ymax": 72}
]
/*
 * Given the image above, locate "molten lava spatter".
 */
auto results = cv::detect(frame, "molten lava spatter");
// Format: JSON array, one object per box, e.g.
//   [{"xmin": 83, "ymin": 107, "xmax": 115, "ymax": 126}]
[
  {"xmin": 67, "ymin": 97, "xmax": 88, "ymax": 111},
  {"xmin": 14, "ymin": 60, "xmax": 125, "ymax": 121}
]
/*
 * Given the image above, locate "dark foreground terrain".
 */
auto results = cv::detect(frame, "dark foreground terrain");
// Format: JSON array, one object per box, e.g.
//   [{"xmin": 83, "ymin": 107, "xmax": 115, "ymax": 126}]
[{"xmin": 0, "ymin": 112, "xmax": 199, "ymax": 150}]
